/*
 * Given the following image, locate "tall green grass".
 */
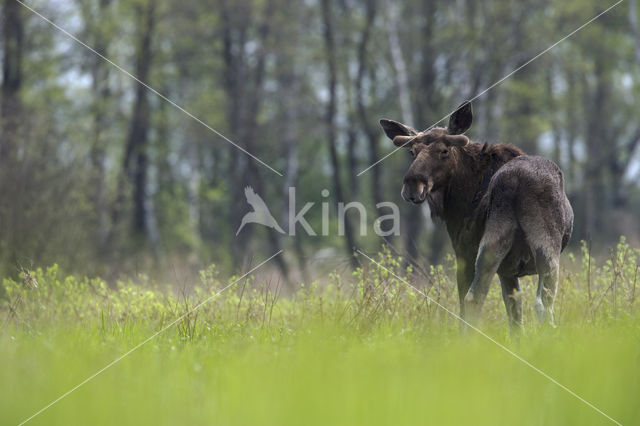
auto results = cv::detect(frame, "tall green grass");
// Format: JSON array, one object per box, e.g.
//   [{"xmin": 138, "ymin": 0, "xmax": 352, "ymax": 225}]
[{"xmin": 1, "ymin": 238, "xmax": 639, "ymax": 425}]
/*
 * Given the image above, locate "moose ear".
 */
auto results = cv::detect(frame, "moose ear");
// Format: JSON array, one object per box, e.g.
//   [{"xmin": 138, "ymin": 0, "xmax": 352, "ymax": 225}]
[
  {"xmin": 379, "ymin": 119, "xmax": 418, "ymax": 141},
  {"xmin": 447, "ymin": 101, "xmax": 473, "ymax": 135}
]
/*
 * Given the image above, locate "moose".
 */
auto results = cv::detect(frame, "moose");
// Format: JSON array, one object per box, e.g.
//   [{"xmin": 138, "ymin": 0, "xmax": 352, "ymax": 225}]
[{"xmin": 380, "ymin": 101, "xmax": 573, "ymax": 333}]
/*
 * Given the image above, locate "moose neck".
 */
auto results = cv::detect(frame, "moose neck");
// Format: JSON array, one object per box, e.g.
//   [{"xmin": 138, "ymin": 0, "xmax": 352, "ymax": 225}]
[{"xmin": 435, "ymin": 141, "xmax": 523, "ymax": 252}]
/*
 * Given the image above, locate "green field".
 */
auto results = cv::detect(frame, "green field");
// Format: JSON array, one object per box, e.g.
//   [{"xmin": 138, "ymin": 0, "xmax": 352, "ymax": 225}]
[{"xmin": 2, "ymin": 240, "xmax": 639, "ymax": 426}]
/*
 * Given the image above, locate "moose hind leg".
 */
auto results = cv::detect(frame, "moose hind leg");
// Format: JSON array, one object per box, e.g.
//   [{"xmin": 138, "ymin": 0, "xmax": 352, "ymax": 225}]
[
  {"xmin": 465, "ymin": 222, "xmax": 515, "ymax": 324},
  {"xmin": 534, "ymin": 249, "xmax": 559, "ymax": 326},
  {"xmin": 499, "ymin": 275, "xmax": 523, "ymax": 336}
]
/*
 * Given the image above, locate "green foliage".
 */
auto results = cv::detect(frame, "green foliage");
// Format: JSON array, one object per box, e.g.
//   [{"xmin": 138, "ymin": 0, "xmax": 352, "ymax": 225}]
[
  {"xmin": 2, "ymin": 243, "xmax": 640, "ymax": 424},
  {"xmin": 3, "ymin": 239, "xmax": 639, "ymax": 338}
]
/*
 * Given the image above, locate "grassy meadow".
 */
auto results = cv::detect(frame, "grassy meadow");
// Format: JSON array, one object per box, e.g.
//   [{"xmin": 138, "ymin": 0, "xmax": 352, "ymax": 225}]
[{"xmin": 1, "ymin": 239, "xmax": 639, "ymax": 425}]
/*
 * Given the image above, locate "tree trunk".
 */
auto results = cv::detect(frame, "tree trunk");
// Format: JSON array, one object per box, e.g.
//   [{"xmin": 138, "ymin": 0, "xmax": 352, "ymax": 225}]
[
  {"xmin": 346, "ymin": 127, "xmax": 359, "ymax": 197},
  {"xmin": 122, "ymin": 1, "xmax": 156, "ymax": 242},
  {"xmin": 629, "ymin": 0, "xmax": 640, "ymax": 68},
  {"xmin": 384, "ymin": 0, "xmax": 414, "ymax": 126},
  {"xmin": 86, "ymin": 0, "xmax": 113, "ymax": 249},
  {"xmin": 321, "ymin": 0, "xmax": 358, "ymax": 268},
  {"xmin": 278, "ymin": 17, "xmax": 307, "ymax": 286},
  {"xmin": 565, "ymin": 66, "xmax": 578, "ymax": 185},
  {"xmin": 583, "ymin": 59, "xmax": 609, "ymax": 238},
  {"xmin": 384, "ymin": 0, "xmax": 421, "ymax": 260},
  {"xmin": 546, "ymin": 64, "xmax": 562, "ymax": 166},
  {"xmin": 1, "ymin": 0, "xmax": 24, "ymax": 165},
  {"xmin": 0, "ymin": 0, "xmax": 23, "ymax": 287},
  {"xmin": 355, "ymin": 0, "xmax": 381, "ymax": 207},
  {"xmin": 220, "ymin": 0, "xmax": 248, "ymax": 268}
]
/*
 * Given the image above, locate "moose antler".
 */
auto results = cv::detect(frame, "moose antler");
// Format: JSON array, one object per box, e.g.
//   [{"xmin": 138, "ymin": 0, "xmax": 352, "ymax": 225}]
[{"xmin": 443, "ymin": 134, "xmax": 469, "ymax": 147}]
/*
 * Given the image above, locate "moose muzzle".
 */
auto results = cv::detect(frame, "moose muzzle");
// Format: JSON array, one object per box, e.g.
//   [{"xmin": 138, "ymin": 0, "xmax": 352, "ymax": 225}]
[{"xmin": 401, "ymin": 179, "xmax": 430, "ymax": 204}]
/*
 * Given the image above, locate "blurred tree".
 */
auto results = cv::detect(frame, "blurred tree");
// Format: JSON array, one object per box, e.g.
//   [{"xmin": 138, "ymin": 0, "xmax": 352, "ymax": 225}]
[
  {"xmin": 117, "ymin": 0, "xmax": 157, "ymax": 247},
  {"xmin": 1, "ymin": 0, "xmax": 640, "ymax": 279},
  {"xmin": 322, "ymin": 0, "xmax": 358, "ymax": 267},
  {"xmin": 1, "ymin": 0, "xmax": 24, "ymax": 165},
  {"xmin": 78, "ymin": 0, "xmax": 114, "ymax": 248}
]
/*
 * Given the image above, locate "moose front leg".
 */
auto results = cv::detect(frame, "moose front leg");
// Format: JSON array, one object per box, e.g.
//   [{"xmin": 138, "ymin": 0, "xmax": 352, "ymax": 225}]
[{"xmin": 455, "ymin": 257, "xmax": 475, "ymax": 329}]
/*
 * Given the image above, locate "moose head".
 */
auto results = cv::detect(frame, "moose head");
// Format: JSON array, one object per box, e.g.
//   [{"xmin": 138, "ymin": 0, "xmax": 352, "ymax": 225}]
[{"xmin": 380, "ymin": 101, "xmax": 473, "ymax": 204}]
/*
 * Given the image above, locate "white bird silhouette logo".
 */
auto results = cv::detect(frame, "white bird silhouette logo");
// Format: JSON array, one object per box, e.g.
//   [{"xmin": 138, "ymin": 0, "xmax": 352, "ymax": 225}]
[{"xmin": 236, "ymin": 186, "xmax": 285, "ymax": 235}]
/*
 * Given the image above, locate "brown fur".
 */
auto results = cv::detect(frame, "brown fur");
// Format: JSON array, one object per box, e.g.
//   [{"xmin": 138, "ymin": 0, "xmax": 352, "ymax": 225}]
[{"xmin": 380, "ymin": 102, "xmax": 574, "ymax": 334}]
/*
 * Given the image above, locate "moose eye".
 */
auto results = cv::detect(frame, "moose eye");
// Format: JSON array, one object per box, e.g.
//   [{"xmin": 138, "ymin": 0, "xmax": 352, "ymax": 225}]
[{"xmin": 441, "ymin": 149, "xmax": 449, "ymax": 156}]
